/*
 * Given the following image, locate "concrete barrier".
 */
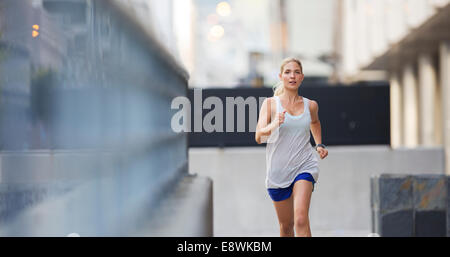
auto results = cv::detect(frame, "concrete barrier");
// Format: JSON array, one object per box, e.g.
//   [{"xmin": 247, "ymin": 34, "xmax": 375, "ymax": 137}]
[{"xmin": 133, "ymin": 174, "xmax": 213, "ymax": 236}]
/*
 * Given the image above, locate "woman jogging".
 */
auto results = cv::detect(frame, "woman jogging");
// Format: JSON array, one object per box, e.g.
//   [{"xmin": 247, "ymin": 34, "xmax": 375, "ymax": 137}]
[{"xmin": 255, "ymin": 57, "xmax": 328, "ymax": 237}]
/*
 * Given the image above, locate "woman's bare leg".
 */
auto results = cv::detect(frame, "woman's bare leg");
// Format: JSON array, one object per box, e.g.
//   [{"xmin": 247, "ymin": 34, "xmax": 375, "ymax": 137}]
[
  {"xmin": 292, "ymin": 180, "xmax": 313, "ymax": 237},
  {"xmin": 272, "ymin": 196, "xmax": 294, "ymax": 237}
]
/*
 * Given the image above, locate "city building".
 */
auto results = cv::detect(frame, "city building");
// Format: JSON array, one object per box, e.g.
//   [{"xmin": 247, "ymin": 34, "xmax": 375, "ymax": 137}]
[
  {"xmin": 337, "ymin": 0, "xmax": 450, "ymax": 173},
  {"xmin": 189, "ymin": 0, "xmax": 336, "ymax": 88}
]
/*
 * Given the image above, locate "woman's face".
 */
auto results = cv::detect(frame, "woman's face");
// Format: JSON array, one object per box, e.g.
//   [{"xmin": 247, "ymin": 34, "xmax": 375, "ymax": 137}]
[{"xmin": 279, "ymin": 61, "xmax": 304, "ymax": 91}]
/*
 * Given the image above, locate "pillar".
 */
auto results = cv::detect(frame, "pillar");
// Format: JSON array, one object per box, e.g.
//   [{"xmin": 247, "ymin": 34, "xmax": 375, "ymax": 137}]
[
  {"xmin": 390, "ymin": 72, "xmax": 402, "ymax": 148},
  {"xmin": 402, "ymin": 63, "xmax": 419, "ymax": 147},
  {"xmin": 418, "ymin": 53, "xmax": 439, "ymax": 146},
  {"xmin": 440, "ymin": 41, "xmax": 450, "ymax": 175}
]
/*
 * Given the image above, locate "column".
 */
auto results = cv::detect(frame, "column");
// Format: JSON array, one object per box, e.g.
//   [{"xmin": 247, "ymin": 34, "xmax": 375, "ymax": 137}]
[
  {"xmin": 418, "ymin": 53, "xmax": 438, "ymax": 146},
  {"xmin": 402, "ymin": 63, "xmax": 419, "ymax": 147},
  {"xmin": 390, "ymin": 72, "xmax": 402, "ymax": 148},
  {"xmin": 440, "ymin": 41, "xmax": 450, "ymax": 175}
]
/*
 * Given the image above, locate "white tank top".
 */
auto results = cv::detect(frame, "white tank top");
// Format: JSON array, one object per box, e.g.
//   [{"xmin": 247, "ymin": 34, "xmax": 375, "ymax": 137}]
[{"xmin": 265, "ymin": 96, "xmax": 319, "ymax": 189}]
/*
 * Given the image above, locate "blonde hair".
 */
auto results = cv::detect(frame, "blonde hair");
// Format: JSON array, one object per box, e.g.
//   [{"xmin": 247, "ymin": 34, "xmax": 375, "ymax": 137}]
[{"xmin": 273, "ymin": 57, "xmax": 303, "ymax": 96}]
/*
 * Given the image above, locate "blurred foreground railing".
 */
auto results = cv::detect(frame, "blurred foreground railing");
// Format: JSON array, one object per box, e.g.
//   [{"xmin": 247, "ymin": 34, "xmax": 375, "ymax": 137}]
[{"xmin": 0, "ymin": 0, "xmax": 212, "ymax": 236}]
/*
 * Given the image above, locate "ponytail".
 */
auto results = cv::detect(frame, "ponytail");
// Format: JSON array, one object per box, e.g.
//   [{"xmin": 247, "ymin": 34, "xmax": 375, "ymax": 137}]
[{"xmin": 273, "ymin": 81, "xmax": 284, "ymax": 96}]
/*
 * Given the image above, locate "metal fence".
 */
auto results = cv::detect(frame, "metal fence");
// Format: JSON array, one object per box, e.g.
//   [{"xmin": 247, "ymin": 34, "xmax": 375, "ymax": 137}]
[{"xmin": 0, "ymin": 0, "xmax": 192, "ymax": 236}]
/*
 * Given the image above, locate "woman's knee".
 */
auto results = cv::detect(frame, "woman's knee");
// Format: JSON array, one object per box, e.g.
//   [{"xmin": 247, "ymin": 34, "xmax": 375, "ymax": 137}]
[
  {"xmin": 294, "ymin": 212, "xmax": 309, "ymax": 229},
  {"xmin": 279, "ymin": 220, "xmax": 294, "ymax": 233}
]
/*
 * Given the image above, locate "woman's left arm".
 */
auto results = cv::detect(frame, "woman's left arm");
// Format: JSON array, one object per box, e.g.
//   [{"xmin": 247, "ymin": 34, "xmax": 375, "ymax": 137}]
[{"xmin": 309, "ymin": 100, "xmax": 328, "ymax": 159}]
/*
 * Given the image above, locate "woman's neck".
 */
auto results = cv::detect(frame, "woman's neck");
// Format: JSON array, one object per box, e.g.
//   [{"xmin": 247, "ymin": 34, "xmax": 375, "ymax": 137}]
[{"xmin": 281, "ymin": 89, "xmax": 301, "ymax": 104}]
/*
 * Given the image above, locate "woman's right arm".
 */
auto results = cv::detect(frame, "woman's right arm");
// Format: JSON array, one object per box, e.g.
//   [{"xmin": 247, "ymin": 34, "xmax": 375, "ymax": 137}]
[{"xmin": 255, "ymin": 98, "xmax": 285, "ymax": 144}]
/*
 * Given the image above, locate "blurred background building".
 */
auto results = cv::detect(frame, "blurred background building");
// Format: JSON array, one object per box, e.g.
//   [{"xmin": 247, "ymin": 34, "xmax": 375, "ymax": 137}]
[
  {"xmin": 334, "ymin": 0, "xmax": 450, "ymax": 174},
  {"xmin": 189, "ymin": 0, "xmax": 336, "ymax": 88}
]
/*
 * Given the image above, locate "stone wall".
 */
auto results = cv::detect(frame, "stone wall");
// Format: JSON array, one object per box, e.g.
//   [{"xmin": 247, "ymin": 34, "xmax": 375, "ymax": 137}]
[{"xmin": 371, "ymin": 174, "xmax": 448, "ymax": 237}]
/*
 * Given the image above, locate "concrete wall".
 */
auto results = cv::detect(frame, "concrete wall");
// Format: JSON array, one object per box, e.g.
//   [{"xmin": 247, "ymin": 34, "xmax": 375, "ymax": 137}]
[{"xmin": 189, "ymin": 145, "xmax": 445, "ymax": 236}]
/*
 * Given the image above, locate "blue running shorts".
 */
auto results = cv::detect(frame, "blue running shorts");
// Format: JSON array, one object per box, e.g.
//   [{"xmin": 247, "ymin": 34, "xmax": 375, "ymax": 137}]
[{"xmin": 267, "ymin": 172, "xmax": 315, "ymax": 202}]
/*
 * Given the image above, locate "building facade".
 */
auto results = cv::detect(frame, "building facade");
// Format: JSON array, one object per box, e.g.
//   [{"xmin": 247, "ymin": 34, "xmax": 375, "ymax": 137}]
[{"xmin": 338, "ymin": 0, "xmax": 450, "ymax": 174}]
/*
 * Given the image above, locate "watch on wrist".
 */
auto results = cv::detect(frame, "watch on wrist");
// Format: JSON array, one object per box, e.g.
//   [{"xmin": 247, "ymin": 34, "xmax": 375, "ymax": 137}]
[{"xmin": 315, "ymin": 144, "xmax": 326, "ymax": 151}]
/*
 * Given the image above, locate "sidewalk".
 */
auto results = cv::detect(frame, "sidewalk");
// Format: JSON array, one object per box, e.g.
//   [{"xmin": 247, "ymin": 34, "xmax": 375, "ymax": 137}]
[{"xmin": 189, "ymin": 146, "xmax": 444, "ymax": 237}]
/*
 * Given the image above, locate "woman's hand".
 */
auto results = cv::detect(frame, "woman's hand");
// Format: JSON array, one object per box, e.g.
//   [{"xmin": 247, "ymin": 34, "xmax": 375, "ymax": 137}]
[
  {"xmin": 316, "ymin": 147, "xmax": 328, "ymax": 159},
  {"xmin": 273, "ymin": 110, "xmax": 287, "ymax": 127}
]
